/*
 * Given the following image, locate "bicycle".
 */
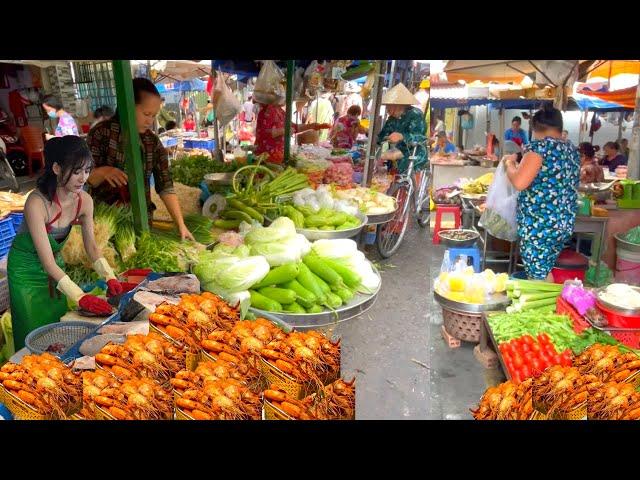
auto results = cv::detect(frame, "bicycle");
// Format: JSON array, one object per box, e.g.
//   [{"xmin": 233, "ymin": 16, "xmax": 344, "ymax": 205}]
[
  {"xmin": 0, "ymin": 139, "xmax": 20, "ymax": 193},
  {"xmin": 375, "ymin": 141, "xmax": 430, "ymax": 258}
]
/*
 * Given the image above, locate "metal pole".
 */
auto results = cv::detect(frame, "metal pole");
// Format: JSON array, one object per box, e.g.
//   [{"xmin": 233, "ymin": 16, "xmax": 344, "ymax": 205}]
[
  {"xmin": 284, "ymin": 60, "xmax": 295, "ymax": 165},
  {"xmin": 499, "ymin": 107, "xmax": 505, "ymax": 148},
  {"xmin": 210, "ymin": 65, "xmax": 223, "ymax": 162},
  {"xmin": 617, "ymin": 111, "xmax": 624, "ymax": 142},
  {"xmin": 363, "ymin": 61, "xmax": 384, "ymax": 187},
  {"xmin": 112, "ymin": 60, "xmax": 148, "ymax": 233},
  {"xmin": 388, "ymin": 60, "xmax": 396, "ymax": 88},
  {"xmin": 628, "ymin": 85, "xmax": 640, "ymax": 180}
]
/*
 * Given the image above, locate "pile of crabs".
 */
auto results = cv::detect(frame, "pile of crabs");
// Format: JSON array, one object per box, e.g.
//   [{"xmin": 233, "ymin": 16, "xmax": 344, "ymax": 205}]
[
  {"xmin": 0, "ymin": 292, "xmax": 355, "ymax": 420},
  {"xmin": 473, "ymin": 344, "xmax": 640, "ymax": 420}
]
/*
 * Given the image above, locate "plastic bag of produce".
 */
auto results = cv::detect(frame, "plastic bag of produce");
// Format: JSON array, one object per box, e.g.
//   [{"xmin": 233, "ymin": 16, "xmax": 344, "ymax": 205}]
[
  {"xmin": 214, "ymin": 72, "xmax": 242, "ymax": 127},
  {"xmin": 479, "ymin": 161, "xmax": 518, "ymax": 242},
  {"xmin": 625, "ymin": 226, "xmax": 640, "ymax": 245},
  {"xmin": 254, "ymin": 60, "xmax": 285, "ymax": 104},
  {"xmin": 324, "ymin": 162, "xmax": 354, "ymax": 187},
  {"xmin": 585, "ymin": 261, "xmax": 613, "ymax": 288}
]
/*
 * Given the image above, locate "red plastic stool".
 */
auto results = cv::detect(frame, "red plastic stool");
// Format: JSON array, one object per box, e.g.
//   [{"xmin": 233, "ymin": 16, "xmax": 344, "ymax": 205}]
[{"xmin": 433, "ymin": 205, "xmax": 461, "ymax": 245}]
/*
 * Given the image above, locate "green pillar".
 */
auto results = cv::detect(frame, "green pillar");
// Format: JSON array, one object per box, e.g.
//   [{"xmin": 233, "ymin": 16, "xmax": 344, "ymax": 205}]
[
  {"xmin": 284, "ymin": 60, "xmax": 295, "ymax": 165},
  {"xmin": 112, "ymin": 60, "xmax": 149, "ymax": 233}
]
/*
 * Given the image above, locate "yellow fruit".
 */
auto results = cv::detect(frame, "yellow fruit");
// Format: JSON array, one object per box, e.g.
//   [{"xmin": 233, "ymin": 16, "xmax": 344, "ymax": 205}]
[{"xmin": 448, "ymin": 275, "xmax": 466, "ymax": 292}]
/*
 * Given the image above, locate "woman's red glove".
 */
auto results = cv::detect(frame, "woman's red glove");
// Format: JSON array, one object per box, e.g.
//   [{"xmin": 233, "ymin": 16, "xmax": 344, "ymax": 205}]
[
  {"xmin": 107, "ymin": 279, "xmax": 123, "ymax": 297},
  {"xmin": 78, "ymin": 295, "xmax": 113, "ymax": 316}
]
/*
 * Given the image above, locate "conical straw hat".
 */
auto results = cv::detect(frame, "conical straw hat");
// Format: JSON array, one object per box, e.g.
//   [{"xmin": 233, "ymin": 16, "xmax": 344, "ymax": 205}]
[{"xmin": 381, "ymin": 83, "xmax": 419, "ymax": 105}]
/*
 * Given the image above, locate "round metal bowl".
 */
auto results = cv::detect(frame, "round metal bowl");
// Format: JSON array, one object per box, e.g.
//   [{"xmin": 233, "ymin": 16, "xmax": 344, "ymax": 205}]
[
  {"xmin": 434, "ymin": 290, "xmax": 511, "ymax": 313},
  {"xmin": 596, "ymin": 285, "xmax": 640, "ymax": 316},
  {"xmin": 204, "ymin": 172, "xmax": 234, "ymax": 185},
  {"xmin": 438, "ymin": 229, "xmax": 480, "ymax": 248},
  {"xmin": 615, "ymin": 233, "xmax": 640, "ymax": 253},
  {"xmin": 365, "ymin": 208, "xmax": 397, "ymax": 225},
  {"xmin": 296, "ymin": 213, "xmax": 367, "ymax": 241}
]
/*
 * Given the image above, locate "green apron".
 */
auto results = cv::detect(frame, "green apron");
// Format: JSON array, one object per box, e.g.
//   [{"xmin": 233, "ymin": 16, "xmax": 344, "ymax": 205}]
[{"xmin": 7, "ymin": 231, "xmax": 69, "ymax": 351}]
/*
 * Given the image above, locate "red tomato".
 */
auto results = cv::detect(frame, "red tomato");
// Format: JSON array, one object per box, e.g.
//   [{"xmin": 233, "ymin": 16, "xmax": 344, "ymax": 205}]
[
  {"xmin": 512, "ymin": 372, "xmax": 522, "ymax": 383},
  {"xmin": 520, "ymin": 365, "xmax": 531, "ymax": 379},
  {"xmin": 519, "ymin": 343, "xmax": 531, "ymax": 354},
  {"xmin": 520, "ymin": 335, "xmax": 534, "ymax": 345},
  {"xmin": 505, "ymin": 360, "xmax": 515, "ymax": 373},
  {"xmin": 530, "ymin": 343, "xmax": 541, "ymax": 354},
  {"xmin": 539, "ymin": 355, "xmax": 552, "ymax": 369},
  {"xmin": 545, "ymin": 345, "xmax": 557, "ymax": 357},
  {"xmin": 552, "ymin": 354, "xmax": 562, "ymax": 365},
  {"xmin": 537, "ymin": 333, "xmax": 551, "ymax": 345},
  {"xmin": 531, "ymin": 358, "xmax": 543, "ymax": 373},
  {"xmin": 513, "ymin": 354, "xmax": 524, "ymax": 369}
]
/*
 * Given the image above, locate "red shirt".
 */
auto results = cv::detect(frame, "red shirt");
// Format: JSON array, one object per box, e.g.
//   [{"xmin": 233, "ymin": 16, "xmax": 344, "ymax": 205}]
[
  {"xmin": 255, "ymin": 104, "xmax": 298, "ymax": 164},
  {"xmin": 183, "ymin": 119, "xmax": 196, "ymax": 131}
]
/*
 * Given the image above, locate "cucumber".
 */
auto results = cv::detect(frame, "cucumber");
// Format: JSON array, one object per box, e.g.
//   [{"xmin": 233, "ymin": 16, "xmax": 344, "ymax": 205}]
[
  {"xmin": 228, "ymin": 198, "xmax": 264, "ymax": 223},
  {"xmin": 328, "ymin": 212, "xmax": 348, "ymax": 226},
  {"xmin": 325, "ymin": 291, "xmax": 343, "ymax": 309},
  {"xmin": 252, "ymin": 263, "xmax": 300, "ymax": 288},
  {"xmin": 331, "ymin": 285, "xmax": 354, "ymax": 303},
  {"xmin": 311, "ymin": 272, "xmax": 331, "ymax": 294},
  {"xmin": 249, "ymin": 290, "xmax": 282, "ymax": 311},
  {"xmin": 213, "ymin": 219, "xmax": 242, "ymax": 229},
  {"xmin": 283, "ymin": 302, "xmax": 306, "ymax": 313},
  {"xmin": 317, "ymin": 257, "xmax": 362, "ymax": 289},
  {"xmin": 319, "ymin": 225, "xmax": 335, "ymax": 231},
  {"xmin": 302, "ymin": 254, "xmax": 344, "ymax": 287},
  {"xmin": 220, "ymin": 209, "xmax": 253, "ymax": 223},
  {"xmin": 282, "ymin": 280, "xmax": 317, "ymax": 308},
  {"xmin": 306, "ymin": 304, "xmax": 324, "ymax": 314},
  {"xmin": 258, "ymin": 287, "xmax": 297, "ymax": 305},
  {"xmin": 304, "ymin": 215, "xmax": 329, "ymax": 228},
  {"xmin": 295, "ymin": 205, "xmax": 316, "ymax": 217},
  {"xmin": 296, "ymin": 263, "xmax": 326, "ymax": 303}
]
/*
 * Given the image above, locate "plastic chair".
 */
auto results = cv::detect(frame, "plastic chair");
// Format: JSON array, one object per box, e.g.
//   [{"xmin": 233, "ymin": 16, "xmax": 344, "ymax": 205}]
[
  {"xmin": 19, "ymin": 126, "xmax": 45, "ymax": 177},
  {"xmin": 446, "ymin": 246, "xmax": 482, "ymax": 273},
  {"xmin": 432, "ymin": 205, "xmax": 461, "ymax": 245}
]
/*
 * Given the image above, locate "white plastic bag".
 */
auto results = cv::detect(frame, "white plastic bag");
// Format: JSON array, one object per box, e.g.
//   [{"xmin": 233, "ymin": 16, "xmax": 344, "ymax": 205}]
[
  {"xmin": 214, "ymin": 72, "xmax": 242, "ymax": 126},
  {"xmin": 254, "ymin": 60, "xmax": 285, "ymax": 104},
  {"xmin": 479, "ymin": 160, "xmax": 518, "ymax": 241}
]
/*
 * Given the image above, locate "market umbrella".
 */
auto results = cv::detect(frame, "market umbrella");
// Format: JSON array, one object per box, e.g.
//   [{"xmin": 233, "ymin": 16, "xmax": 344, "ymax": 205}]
[
  {"xmin": 156, "ymin": 78, "xmax": 207, "ymax": 92},
  {"xmin": 151, "ymin": 60, "xmax": 211, "ymax": 83}
]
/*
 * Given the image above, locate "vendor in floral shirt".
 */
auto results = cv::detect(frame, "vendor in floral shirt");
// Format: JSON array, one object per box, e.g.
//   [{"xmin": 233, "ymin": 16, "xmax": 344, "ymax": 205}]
[
  {"xmin": 42, "ymin": 95, "xmax": 79, "ymax": 138},
  {"xmin": 330, "ymin": 105, "xmax": 367, "ymax": 149},
  {"xmin": 254, "ymin": 96, "xmax": 327, "ymax": 164}
]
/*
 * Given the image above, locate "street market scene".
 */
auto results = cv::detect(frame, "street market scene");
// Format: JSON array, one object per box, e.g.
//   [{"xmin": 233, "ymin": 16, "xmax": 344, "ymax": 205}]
[
  {"xmin": 0, "ymin": 59, "xmax": 430, "ymax": 420},
  {"xmin": 428, "ymin": 60, "xmax": 640, "ymax": 420}
]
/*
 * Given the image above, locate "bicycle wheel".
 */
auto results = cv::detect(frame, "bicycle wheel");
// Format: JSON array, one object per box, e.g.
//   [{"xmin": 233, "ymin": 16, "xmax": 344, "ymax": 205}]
[
  {"xmin": 414, "ymin": 172, "xmax": 431, "ymax": 228},
  {"xmin": 376, "ymin": 182, "xmax": 411, "ymax": 258},
  {"xmin": 0, "ymin": 156, "xmax": 19, "ymax": 192}
]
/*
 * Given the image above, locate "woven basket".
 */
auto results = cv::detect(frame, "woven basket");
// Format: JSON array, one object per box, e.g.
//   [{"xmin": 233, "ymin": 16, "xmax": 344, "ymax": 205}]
[
  {"xmin": 529, "ymin": 410, "xmax": 548, "ymax": 420},
  {"xmin": 24, "ymin": 321, "xmax": 97, "ymax": 357},
  {"xmin": 624, "ymin": 370, "xmax": 640, "ymax": 388},
  {"xmin": 0, "ymin": 384, "xmax": 80, "ymax": 420},
  {"xmin": 263, "ymin": 399, "xmax": 293, "ymax": 420},
  {"xmin": 442, "ymin": 308, "xmax": 482, "ymax": 343},
  {"xmin": 0, "ymin": 275, "xmax": 9, "ymax": 313},
  {"xmin": 175, "ymin": 407, "xmax": 194, "ymax": 420}
]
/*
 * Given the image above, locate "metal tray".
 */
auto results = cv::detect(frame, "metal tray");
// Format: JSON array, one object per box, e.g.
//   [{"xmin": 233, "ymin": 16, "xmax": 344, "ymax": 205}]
[
  {"xmin": 204, "ymin": 172, "xmax": 234, "ymax": 185},
  {"xmin": 250, "ymin": 268, "xmax": 381, "ymax": 329},
  {"xmin": 615, "ymin": 233, "xmax": 640, "ymax": 253},
  {"xmin": 439, "ymin": 229, "xmax": 480, "ymax": 248},
  {"xmin": 434, "ymin": 290, "xmax": 511, "ymax": 313},
  {"xmin": 365, "ymin": 208, "xmax": 397, "ymax": 225},
  {"xmin": 596, "ymin": 285, "xmax": 640, "ymax": 316},
  {"xmin": 296, "ymin": 213, "xmax": 368, "ymax": 241}
]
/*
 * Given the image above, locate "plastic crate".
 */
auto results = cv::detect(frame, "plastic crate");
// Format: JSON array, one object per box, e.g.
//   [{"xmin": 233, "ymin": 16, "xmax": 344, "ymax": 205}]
[
  {"xmin": 0, "ymin": 217, "xmax": 16, "ymax": 259},
  {"xmin": 9, "ymin": 213, "xmax": 23, "ymax": 232},
  {"xmin": 0, "ymin": 275, "xmax": 9, "ymax": 313},
  {"xmin": 184, "ymin": 139, "xmax": 216, "ymax": 151}
]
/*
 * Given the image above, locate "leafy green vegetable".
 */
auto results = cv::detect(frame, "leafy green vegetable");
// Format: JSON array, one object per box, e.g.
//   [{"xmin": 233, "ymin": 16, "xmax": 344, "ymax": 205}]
[
  {"xmin": 487, "ymin": 311, "xmax": 579, "ymax": 351},
  {"xmin": 170, "ymin": 155, "xmax": 240, "ymax": 187},
  {"xmin": 1, "ymin": 311, "xmax": 14, "ymax": 363},
  {"xmin": 567, "ymin": 328, "xmax": 640, "ymax": 355}
]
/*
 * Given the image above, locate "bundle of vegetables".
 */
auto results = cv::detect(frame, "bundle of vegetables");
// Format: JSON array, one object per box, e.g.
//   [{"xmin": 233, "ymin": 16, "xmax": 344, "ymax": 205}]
[
  {"xmin": 333, "ymin": 187, "xmax": 396, "ymax": 215},
  {"xmin": 471, "ymin": 378, "xmax": 533, "ymax": 420},
  {"xmin": 573, "ymin": 344, "xmax": 640, "ymax": 383},
  {"xmin": 170, "ymin": 154, "xmax": 239, "ymax": 187},
  {"xmin": 243, "ymin": 217, "xmax": 311, "ymax": 266},
  {"xmin": 587, "ymin": 381, "xmax": 640, "ymax": 420},
  {"xmin": 505, "ymin": 279, "xmax": 563, "ymax": 313},
  {"xmin": 311, "ymin": 239, "xmax": 380, "ymax": 292},
  {"xmin": 487, "ymin": 311, "xmax": 579, "ymax": 352},
  {"xmin": 498, "ymin": 333, "xmax": 573, "ymax": 383},
  {"xmin": 213, "ymin": 161, "xmax": 309, "ymax": 230},
  {"xmin": 123, "ymin": 232, "xmax": 202, "ymax": 273},
  {"xmin": 532, "ymin": 365, "xmax": 594, "ymax": 416},
  {"xmin": 293, "ymin": 186, "xmax": 360, "ymax": 216},
  {"xmin": 282, "ymin": 205, "xmax": 361, "ymax": 231},
  {"xmin": 155, "ymin": 213, "xmax": 214, "ymax": 245},
  {"xmin": 567, "ymin": 328, "xmax": 625, "ymax": 355}
]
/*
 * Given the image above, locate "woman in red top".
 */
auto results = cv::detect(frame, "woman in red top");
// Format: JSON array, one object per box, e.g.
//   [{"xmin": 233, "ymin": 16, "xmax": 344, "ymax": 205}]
[
  {"xmin": 183, "ymin": 113, "xmax": 196, "ymax": 132},
  {"xmin": 254, "ymin": 98, "xmax": 328, "ymax": 164},
  {"xmin": 330, "ymin": 105, "xmax": 367, "ymax": 149}
]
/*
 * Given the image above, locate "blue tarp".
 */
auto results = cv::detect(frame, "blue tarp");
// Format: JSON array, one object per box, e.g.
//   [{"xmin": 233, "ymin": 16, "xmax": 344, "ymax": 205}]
[
  {"xmin": 157, "ymin": 79, "xmax": 206, "ymax": 93},
  {"xmin": 430, "ymin": 97, "xmax": 494, "ymax": 109},
  {"xmin": 572, "ymin": 93, "xmax": 632, "ymax": 112}
]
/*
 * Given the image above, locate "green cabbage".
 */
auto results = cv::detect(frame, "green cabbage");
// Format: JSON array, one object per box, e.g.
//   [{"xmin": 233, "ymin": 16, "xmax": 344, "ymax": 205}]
[
  {"xmin": 201, "ymin": 281, "xmax": 251, "ymax": 319},
  {"xmin": 250, "ymin": 241, "xmax": 301, "ymax": 266},
  {"xmin": 196, "ymin": 255, "xmax": 269, "ymax": 292},
  {"xmin": 244, "ymin": 217, "xmax": 296, "ymax": 245}
]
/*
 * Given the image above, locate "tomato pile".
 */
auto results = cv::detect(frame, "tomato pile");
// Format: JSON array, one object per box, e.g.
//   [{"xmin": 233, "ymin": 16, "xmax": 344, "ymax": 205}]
[{"xmin": 498, "ymin": 333, "xmax": 573, "ymax": 383}]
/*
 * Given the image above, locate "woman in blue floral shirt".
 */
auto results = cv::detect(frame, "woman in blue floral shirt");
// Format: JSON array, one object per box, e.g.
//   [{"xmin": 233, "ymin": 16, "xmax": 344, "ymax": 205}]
[
  {"xmin": 505, "ymin": 104, "xmax": 580, "ymax": 281},
  {"xmin": 377, "ymin": 83, "xmax": 427, "ymax": 173}
]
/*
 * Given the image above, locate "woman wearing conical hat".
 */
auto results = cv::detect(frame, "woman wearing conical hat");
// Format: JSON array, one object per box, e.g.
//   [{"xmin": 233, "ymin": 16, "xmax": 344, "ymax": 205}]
[{"xmin": 377, "ymin": 83, "xmax": 427, "ymax": 173}]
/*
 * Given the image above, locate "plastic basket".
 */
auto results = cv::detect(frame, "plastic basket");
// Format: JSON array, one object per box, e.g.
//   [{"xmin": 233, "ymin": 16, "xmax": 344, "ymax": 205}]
[
  {"xmin": 0, "ymin": 217, "xmax": 16, "ymax": 259},
  {"xmin": 24, "ymin": 321, "xmax": 98, "ymax": 357},
  {"xmin": 9, "ymin": 213, "xmax": 23, "ymax": 232}
]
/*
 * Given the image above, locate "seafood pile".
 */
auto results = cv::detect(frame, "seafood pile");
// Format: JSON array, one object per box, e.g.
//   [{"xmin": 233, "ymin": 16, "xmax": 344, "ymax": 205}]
[
  {"xmin": 532, "ymin": 366, "xmax": 595, "ymax": 417},
  {"xmin": 573, "ymin": 344, "xmax": 640, "ymax": 383},
  {"xmin": 148, "ymin": 292, "xmax": 240, "ymax": 348},
  {"xmin": 0, "ymin": 353, "xmax": 82, "ymax": 419},
  {"xmin": 95, "ymin": 333, "xmax": 186, "ymax": 384},
  {"xmin": 80, "ymin": 370, "xmax": 120, "ymax": 419},
  {"xmin": 175, "ymin": 379, "xmax": 262, "ymax": 420},
  {"xmin": 171, "ymin": 359, "xmax": 261, "ymax": 395},
  {"xmin": 88, "ymin": 376, "xmax": 173, "ymax": 420},
  {"xmin": 264, "ymin": 378, "xmax": 356, "ymax": 420},
  {"xmin": 587, "ymin": 381, "xmax": 640, "ymax": 420},
  {"xmin": 471, "ymin": 379, "xmax": 533, "ymax": 420}
]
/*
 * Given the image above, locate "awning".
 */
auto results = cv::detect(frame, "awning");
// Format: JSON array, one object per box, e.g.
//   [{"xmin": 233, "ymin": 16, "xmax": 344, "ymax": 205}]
[
  {"xmin": 580, "ymin": 86, "xmax": 637, "ymax": 109},
  {"xmin": 150, "ymin": 60, "xmax": 210, "ymax": 82},
  {"xmin": 444, "ymin": 60, "xmax": 588, "ymax": 86},
  {"xmin": 572, "ymin": 92, "xmax": 632, "ymax": 112},
  {"xmin": 156, "ymin": 78, "xmax": 206, "ymax": 93},
  {"xmin": 587, "ymin": 60, "xmax": 640, "ymax": 80}
]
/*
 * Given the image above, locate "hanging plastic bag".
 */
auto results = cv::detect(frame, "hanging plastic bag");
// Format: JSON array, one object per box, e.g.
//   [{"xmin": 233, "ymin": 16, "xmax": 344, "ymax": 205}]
[
  {"xmin": 479, "ymin": 160, "xmax": 518, "ymax": 241},
  {"xmin": 254, "ymin": 60, "xmax": 285, "ymax": 105},
  {"xmin": 214, "ymin": 72, "xmax": 241, "ymax": 127}
]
